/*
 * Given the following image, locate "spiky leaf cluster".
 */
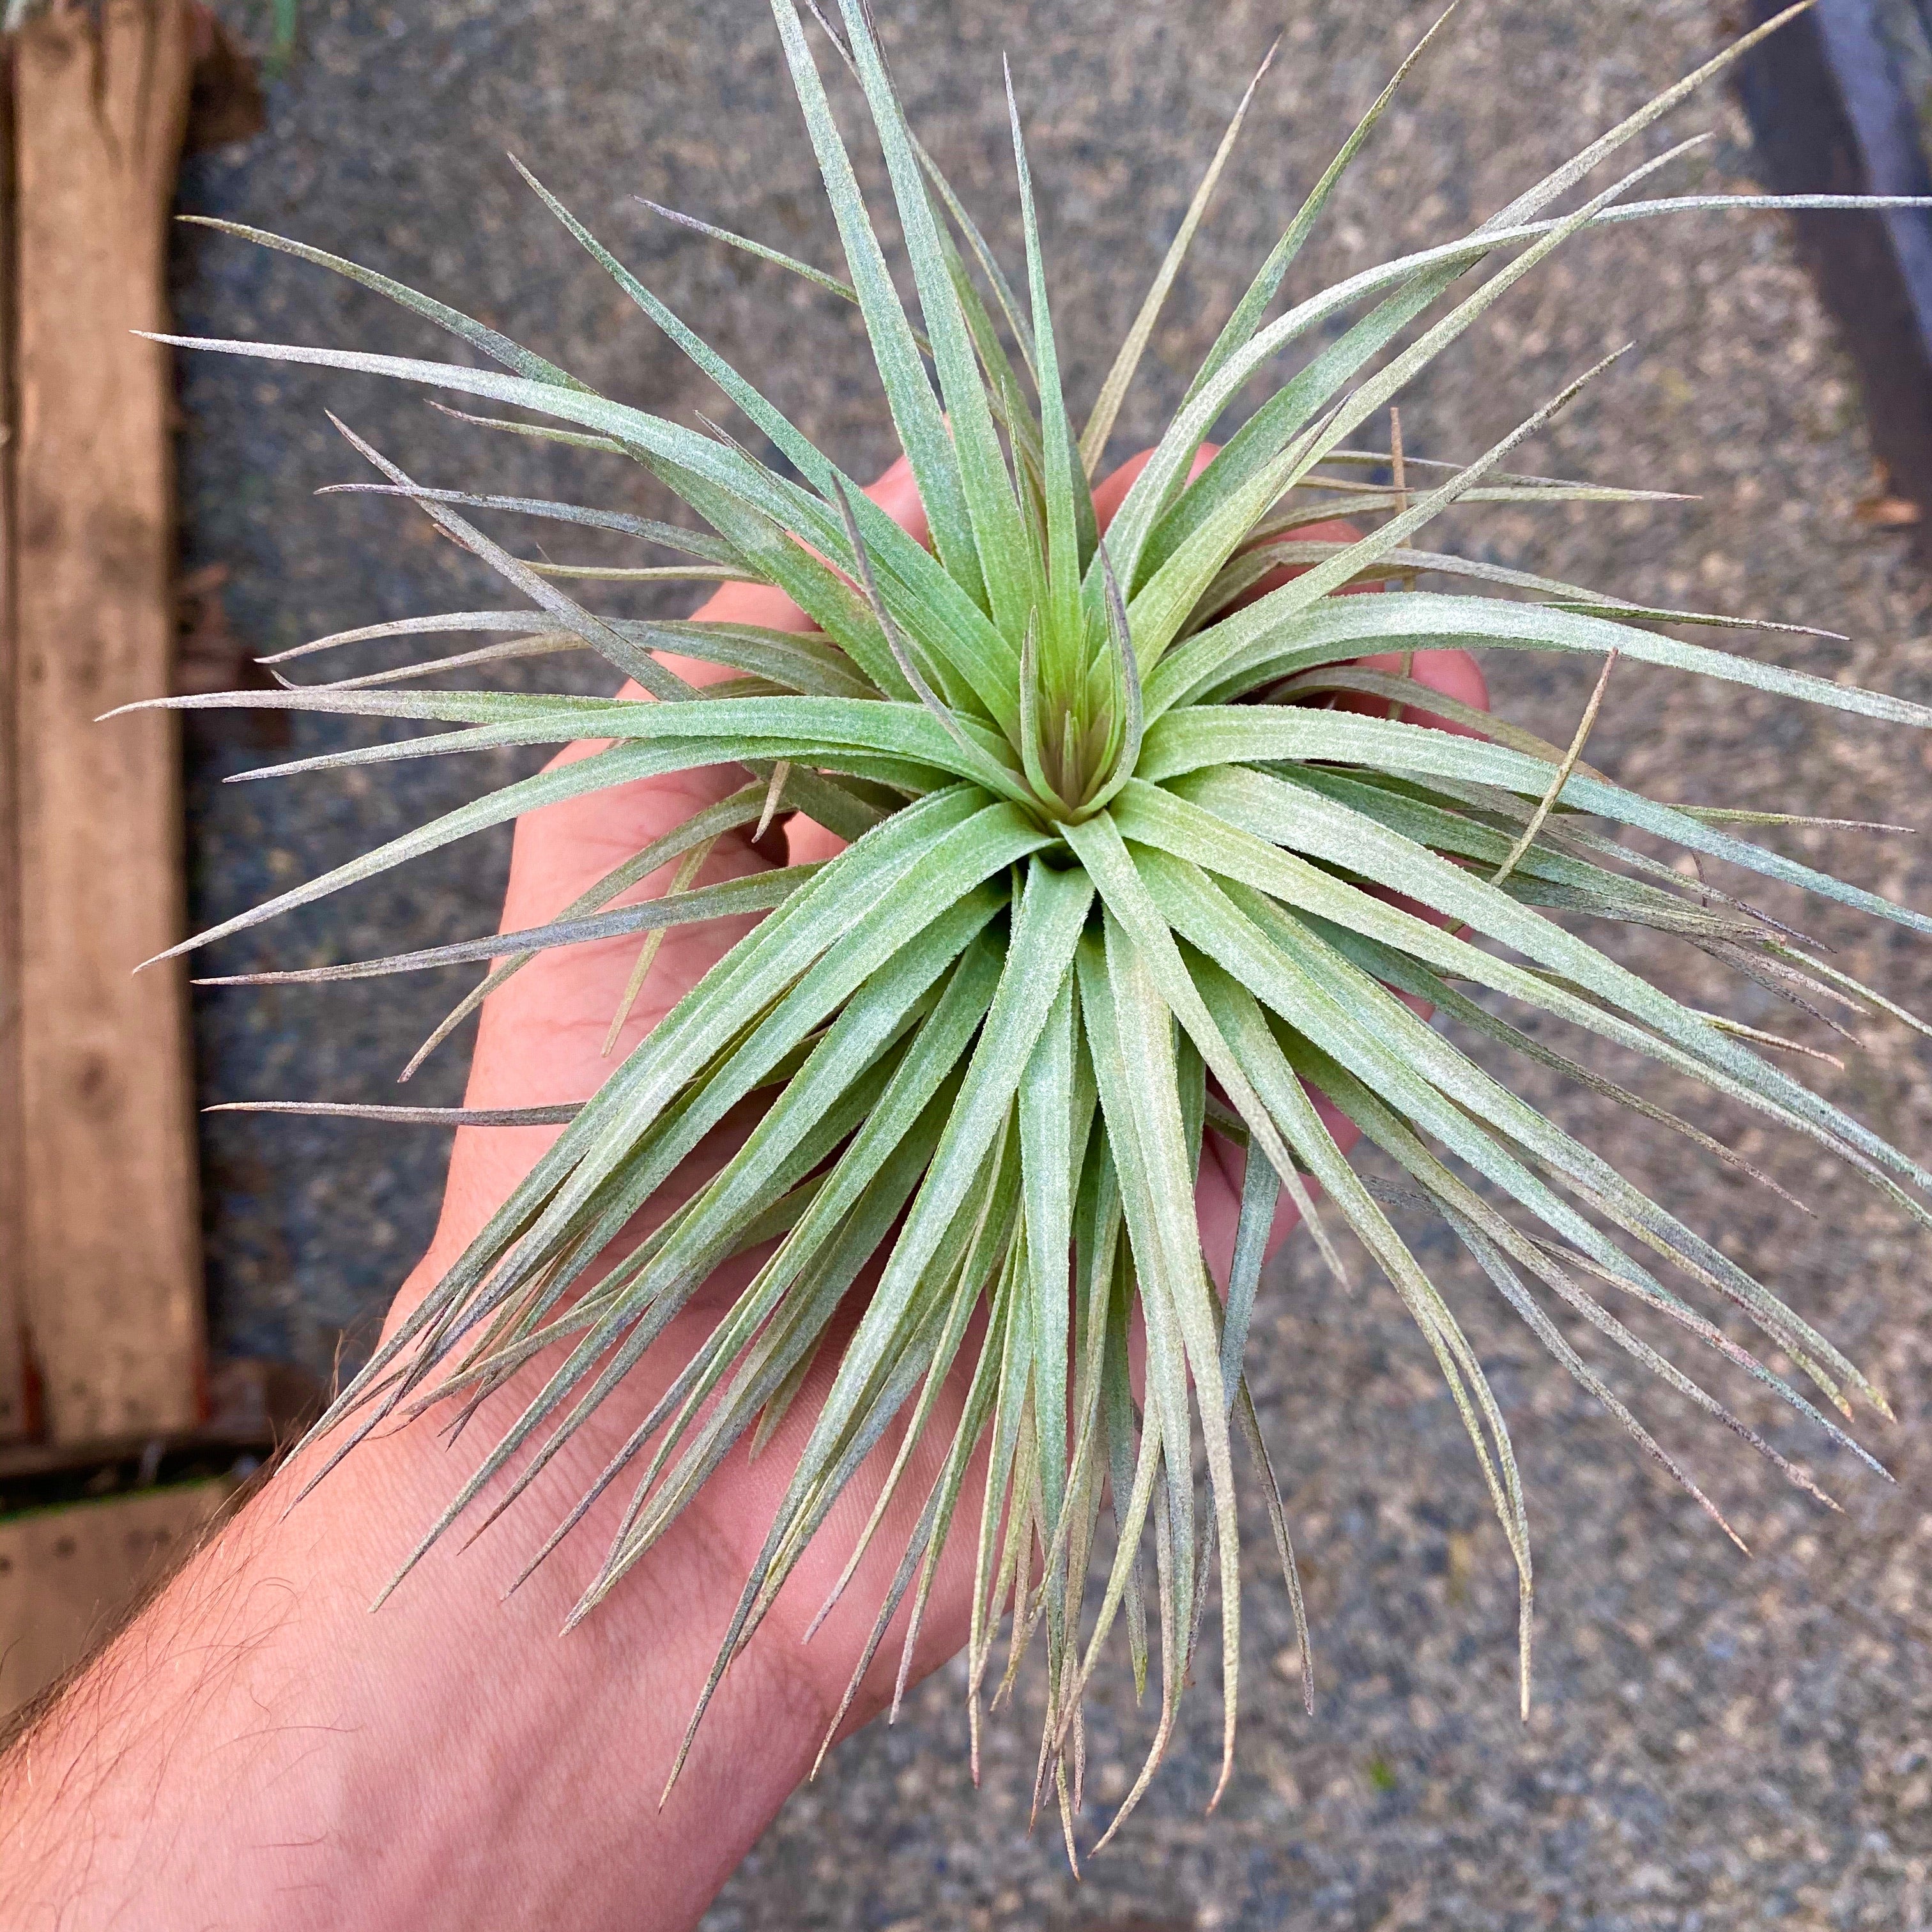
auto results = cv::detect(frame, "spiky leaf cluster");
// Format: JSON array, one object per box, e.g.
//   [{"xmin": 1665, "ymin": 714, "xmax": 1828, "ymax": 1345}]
[{"xmin": 134, "ymin": 0, "xmax": 1932, "ymax": 1846}]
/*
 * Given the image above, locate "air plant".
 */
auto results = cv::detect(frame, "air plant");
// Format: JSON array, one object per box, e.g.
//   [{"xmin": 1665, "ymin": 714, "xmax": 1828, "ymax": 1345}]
[{"xmin": 130, "ymin": 0, "xmax": 1932, "ymax": 1852}]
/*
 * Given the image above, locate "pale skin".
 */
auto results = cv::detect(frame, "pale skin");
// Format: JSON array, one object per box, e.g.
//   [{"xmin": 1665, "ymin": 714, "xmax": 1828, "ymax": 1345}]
[{"xmin": 0, "ymin": 447, "xmax": 1485, "ymax": 1931}]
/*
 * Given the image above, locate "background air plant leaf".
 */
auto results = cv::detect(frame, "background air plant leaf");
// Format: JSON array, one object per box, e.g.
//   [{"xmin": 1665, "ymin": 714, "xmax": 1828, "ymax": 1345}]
[{"xmin": 135, "ymin": 0, "xmax": 1932, "ymax": 1850}]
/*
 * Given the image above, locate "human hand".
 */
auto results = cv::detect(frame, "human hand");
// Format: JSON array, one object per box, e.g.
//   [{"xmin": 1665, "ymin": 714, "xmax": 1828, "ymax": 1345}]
[
  {"xmin": 401, "ymin": 441, "xmax": 1489, "ymax": 1774},
  {"xmin": 0, "ymin": 445, "xmax": 1486, "ymax": 1932}
]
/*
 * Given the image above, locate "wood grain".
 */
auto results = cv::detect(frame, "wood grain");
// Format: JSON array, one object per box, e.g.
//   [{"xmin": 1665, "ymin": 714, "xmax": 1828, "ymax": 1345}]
[
  {"xmin": 0, "ymin": 1480, "xmax": 234, "ymax": 1722},
  {"xmin": 0, "ymin": 43, "xmax": 27, "ymax": 1445},
  {"xmin": 13, "ymin": 0, "xmax": 203, "ymax": 1445}
]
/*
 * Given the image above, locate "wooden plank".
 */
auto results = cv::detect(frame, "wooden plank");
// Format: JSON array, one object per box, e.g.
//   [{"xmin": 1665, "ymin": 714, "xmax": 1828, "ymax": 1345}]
[
  {"xmin": 13, "ymin": 0, "xmax": 203, "ymax": 1445},
  {"xmin": 0, "ymin": 36, "xmax": 27, "ymax": 1444},
  {"xmin": 0, "ymin": 1480, "xmax": 234, "ymax": 1722}
]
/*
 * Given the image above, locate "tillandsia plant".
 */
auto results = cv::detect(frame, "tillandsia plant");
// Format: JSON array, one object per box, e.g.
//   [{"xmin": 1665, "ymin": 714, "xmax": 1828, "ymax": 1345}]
[{"xmin": 128, "ymin": 0, "xmax": 1932, "ymax": 1849}]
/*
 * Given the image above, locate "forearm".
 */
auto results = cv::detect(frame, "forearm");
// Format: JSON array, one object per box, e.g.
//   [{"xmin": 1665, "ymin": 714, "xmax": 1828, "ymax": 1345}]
[{"xmin": 0, "ymin": 1402, "xmax": 824, "ymax": 1932}]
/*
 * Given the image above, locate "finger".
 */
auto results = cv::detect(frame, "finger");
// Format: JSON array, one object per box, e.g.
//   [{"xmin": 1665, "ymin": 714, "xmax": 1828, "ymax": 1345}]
[
  {"xmin": 1225, "ymin": 513, "xmax": 1370, "ymax": 615},
  {"xmin": 1194, "ymin": 1087, "xmax": 1368, "ymax": 1290},
  {"xmin": 1090, "ymin": 441, "xmax": 1218, "ymax": 532},
  {"xmin": 1356, "ymin": 645, "xmax": 1490, "ymax": 734}
]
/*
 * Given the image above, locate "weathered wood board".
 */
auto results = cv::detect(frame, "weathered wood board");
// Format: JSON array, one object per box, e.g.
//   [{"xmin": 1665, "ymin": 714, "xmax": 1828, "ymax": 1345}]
[
  {"xmin": 12, "ymin": 0, "xmax": 204, "ymax": 1445},
  {"xmin": 0, "ymin": 44, "xmax": 26, "ymax": 1444},
  {"xmin": 0, "ymin": 1480, "xmax": 234, "ymax": 1723}
]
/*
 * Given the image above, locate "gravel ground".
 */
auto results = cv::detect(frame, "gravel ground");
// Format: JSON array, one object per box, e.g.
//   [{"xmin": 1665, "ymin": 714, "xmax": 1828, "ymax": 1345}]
[{"xmin": 172, "ymin": 1, "xmax": 1932, "ymax": 1924}]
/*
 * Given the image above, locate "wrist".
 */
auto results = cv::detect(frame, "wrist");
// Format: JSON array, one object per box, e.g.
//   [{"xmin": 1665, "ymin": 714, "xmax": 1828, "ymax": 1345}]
[{"xmin": 0, "ymin": 1381, "xmax": 825, "ymax": 1932}]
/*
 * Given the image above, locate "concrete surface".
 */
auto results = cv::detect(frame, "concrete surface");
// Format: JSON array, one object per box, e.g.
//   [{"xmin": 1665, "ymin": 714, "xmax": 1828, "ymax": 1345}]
[{"xmin": 171, "ymin": 1, "xmax": 1932, "ymax": 1923}]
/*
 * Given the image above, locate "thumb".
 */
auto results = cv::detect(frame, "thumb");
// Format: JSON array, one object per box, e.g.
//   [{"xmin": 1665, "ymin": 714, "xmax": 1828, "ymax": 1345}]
[{"xmin": 861, "ymin": 451, "xmax": 928, "ymax": 546}]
